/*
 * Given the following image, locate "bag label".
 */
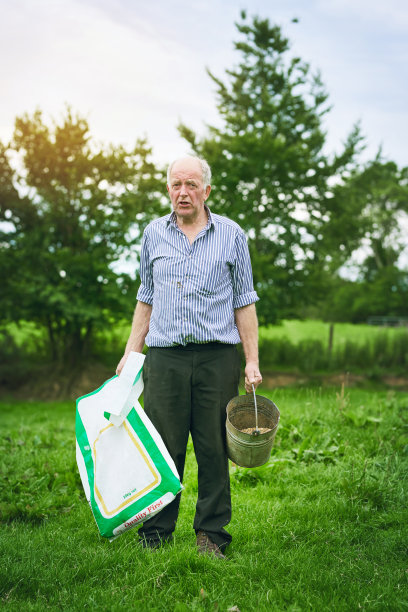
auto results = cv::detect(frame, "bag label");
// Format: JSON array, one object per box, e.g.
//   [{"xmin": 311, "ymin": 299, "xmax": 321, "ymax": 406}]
[{"xmin": 93, "ymin": 421, "xmax": 161, "ymax": 518}]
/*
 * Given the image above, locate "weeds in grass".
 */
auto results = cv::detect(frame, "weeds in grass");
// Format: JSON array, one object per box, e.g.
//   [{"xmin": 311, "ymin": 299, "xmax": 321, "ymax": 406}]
[
  {"xmin": 1, "ymin": 389, "xmax": 407, "ymax": 611},
  {"xmin": 0, "ymin": 403, "xmax": 82, "ymax": 524},
  {"xmin": 336, "ymin": 382, "xmax": 349, "ymax": 413}
]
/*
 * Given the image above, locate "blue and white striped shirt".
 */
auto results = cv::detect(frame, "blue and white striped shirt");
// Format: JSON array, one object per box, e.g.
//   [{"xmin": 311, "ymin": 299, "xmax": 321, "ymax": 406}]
[{"xmin": 137, "ymin": 207, "xmax": 259, "ymax": 347}]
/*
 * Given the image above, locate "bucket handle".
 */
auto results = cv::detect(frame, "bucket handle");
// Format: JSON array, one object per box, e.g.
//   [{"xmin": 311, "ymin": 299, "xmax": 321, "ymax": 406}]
[{"xmin": 252, "ymin": 384, "xmax": 260, "ymax": 436}]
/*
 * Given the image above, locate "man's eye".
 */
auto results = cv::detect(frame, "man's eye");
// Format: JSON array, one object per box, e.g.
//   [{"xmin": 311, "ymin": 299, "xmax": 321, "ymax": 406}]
[{"xmin": 187, "ymin": 182, "xmax": 197, "ymax": 188}]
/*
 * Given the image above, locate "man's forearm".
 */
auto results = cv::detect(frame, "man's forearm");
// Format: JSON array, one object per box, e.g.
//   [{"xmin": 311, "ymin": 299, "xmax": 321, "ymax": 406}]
[
  {"xmin": 234, "ymin": 303, "xmax": 259, "ymax": 365},
  {"xmin": 235, "ymin": 302, "xmax": 262, "ymax": 391},
  {"xmin": 116, "ymin": 301, "xmax": 152, "ymax": 375},
  {"xmin": 125, "ymin": 301, "xmax": 152, "ymax": 353}
]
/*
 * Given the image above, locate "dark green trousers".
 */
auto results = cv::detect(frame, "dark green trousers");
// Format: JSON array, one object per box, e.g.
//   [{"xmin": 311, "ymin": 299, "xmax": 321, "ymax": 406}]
[{"xmin": 138, "ymin": 343, "xmax": 241, "ymax": 550}]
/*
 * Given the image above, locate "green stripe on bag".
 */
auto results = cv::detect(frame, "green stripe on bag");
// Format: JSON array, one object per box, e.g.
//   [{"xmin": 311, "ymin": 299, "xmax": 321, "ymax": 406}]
[{"xmin": 76, "ymin": 403, "xmax": 181, "ymax": 539}]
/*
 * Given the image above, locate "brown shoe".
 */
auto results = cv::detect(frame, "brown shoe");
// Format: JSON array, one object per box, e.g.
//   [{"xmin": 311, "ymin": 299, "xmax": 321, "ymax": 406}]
[{"xmin": 196, "ymin": 531, "xmax": 227, "ymax": 560}]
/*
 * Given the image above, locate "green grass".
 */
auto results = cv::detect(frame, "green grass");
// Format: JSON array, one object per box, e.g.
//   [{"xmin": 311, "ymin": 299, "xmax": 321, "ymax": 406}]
[
  {"xmin": 91, "ymin": 319, "xmax": 408, "ymax": 374},
  {"xmin": 2, "ymin": 319, "xmax": 407, "ymax": 376},
  {"xmin": 4, "ymin": 319, "xmax": 408, "ymax": 350},
  {"xmin": 1, "ymin": 386, "xmax": 407, "ymax": 611},
  {"xmin": 258, "ymin": 320, "xmax": 408, "ymax": 375},
  {"xmin": 260, "ymin": 319, "xmax": 408, "ymax": 347}
]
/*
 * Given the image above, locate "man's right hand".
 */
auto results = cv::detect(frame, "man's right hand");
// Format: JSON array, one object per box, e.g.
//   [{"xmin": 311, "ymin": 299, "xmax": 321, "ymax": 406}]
[
  {"xmin": 116, "ymin": 353, "xmax": 128, "ymax": 376},
  {"xmin": 116, "ymin": 301, "xmax": 151, "ymax": 376},
  {"xmin": 244, "ymin": 361, "xmax": 262, "ymax": 393}
]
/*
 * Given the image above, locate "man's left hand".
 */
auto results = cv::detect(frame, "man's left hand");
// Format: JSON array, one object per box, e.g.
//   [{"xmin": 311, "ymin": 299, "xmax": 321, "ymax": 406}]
[{"xmin": 244, "ymin": 362, "xmax": 262, "ymax": 393}]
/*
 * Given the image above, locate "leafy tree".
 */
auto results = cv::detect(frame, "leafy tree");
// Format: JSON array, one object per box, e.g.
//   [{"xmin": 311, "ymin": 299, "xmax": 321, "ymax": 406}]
[
  {"xmin": 0, "ymin": 109, "xmax": 166, "ymax": 363},
  {"xmin": 346, "ymin": 158, "xmax": 407, "ymax": 277},
  {"xmin": 321, "ymin": 157, "xmax": 408, "ymax": 322},
  {"xmin": 321, "ymin": 267, "xmax": 408, "ymax": 323},
  {"xmin": 178, "ymin": 12, "xmax": 364, "ymax": 323}
]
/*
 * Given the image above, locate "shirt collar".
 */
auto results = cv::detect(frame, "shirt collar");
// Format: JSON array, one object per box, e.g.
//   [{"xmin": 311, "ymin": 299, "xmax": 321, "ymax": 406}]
[{"xmin": 167, "ymin": 205, "xmax": 214, "ymax": 230}]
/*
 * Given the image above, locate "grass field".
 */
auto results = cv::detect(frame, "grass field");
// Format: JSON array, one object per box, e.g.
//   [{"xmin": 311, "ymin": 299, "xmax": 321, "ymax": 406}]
[
  {"xmin": 3, "ymin": 319, "xmax": 407, "ymax": 378},
  {"xmin": 5, "ymin": 318, "xmax": 408, "ymax": 354},
  {"xmin": 257, "ymin": 321, "xmax": 408, "ymax": 375},
  {"xmin": 1, "ymin": 385, "xmax": 407, "ymax": 611},
  {"xmin": 94, "ymin": 319, "xmax": 408, "ymax": 375},
  {"xmin": 260, "ymin": 320, "xmax": 408, "ymax": 347}
]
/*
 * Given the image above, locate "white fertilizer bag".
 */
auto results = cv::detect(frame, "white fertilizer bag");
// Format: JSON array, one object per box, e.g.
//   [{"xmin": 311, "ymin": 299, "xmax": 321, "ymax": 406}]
[{"xmin": 76, "ymin": 352, "xmax": 182, "ymax": 540}]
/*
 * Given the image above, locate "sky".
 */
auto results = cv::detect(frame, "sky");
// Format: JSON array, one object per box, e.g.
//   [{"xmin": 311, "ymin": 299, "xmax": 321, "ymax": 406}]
[{"xmin": 1, "ymin": 0, "xmax": 407, "ymax": 168}]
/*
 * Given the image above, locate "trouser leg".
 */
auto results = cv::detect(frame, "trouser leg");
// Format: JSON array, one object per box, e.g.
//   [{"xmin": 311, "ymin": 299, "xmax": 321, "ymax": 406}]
[
  {"xmin": 138, "ymin": 344, "xmax": 240, "ymax": 549},
  {"xmin": 138, "ymin": 348, "xmax": 191, "ymax": 544},
  {"xmin": 191, "ymin": 345, "xmax": 241, "ymax": 550}
]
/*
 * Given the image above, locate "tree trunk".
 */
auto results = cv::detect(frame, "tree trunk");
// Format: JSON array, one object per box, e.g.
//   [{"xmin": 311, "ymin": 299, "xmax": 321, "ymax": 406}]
[
  {"xmin": 46, "ymin": 316, "xmax": 59, "ymax": 362},
  {"xmin": 328, "ymin": 323, "xmax": 334, "ymax": 356}
]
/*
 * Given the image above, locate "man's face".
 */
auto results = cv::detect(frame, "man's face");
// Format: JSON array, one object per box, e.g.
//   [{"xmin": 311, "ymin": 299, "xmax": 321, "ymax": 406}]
[{"xmin": 167, "ymin": 158, "xmax": 211, "ymax": 223}]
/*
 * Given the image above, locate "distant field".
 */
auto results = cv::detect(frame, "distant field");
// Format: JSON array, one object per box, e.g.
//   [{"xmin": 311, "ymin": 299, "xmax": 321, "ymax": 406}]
[
  {"xmin": 2, "ymin": 319, "xmax": 407, "ymax": 377},
  {"xmin": 4, "ymin": 318, "xmax": 407, "ymax": 350},
  {"xmin": 258, "ymin": 320, "xmax": 408, "ymax": 375},
  {"xmin": 260, "ymin": 319, "xmax": 408, "ymax": 348}
]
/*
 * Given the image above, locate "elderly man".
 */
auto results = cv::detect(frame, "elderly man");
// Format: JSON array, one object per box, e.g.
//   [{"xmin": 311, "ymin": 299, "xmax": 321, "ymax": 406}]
[{"xmin": 117, "ymin": 155, "xmax": 262, "ymax": 559}]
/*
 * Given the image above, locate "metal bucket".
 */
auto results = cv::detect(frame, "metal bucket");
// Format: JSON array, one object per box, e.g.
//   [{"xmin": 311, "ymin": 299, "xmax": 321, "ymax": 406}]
[{"xmin": 226, "ymin": 393, "xmax": 280, "ymax": 468}]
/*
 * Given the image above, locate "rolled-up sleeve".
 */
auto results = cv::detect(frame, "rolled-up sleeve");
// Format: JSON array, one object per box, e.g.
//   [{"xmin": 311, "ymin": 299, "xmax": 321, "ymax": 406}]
[
  {"xmin": 232, "ymin": 230, "xmax": 259, "ymax": 309},
  {"xmin": 136, "ymin": 232, "xmax": 154, "ymax": 304}
]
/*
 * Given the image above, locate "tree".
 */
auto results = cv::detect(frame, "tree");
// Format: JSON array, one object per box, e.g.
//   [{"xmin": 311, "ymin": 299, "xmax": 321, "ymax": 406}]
[
  {"xmin": 320, "ymin": 267, "xmax": 408, "ymax": 323},
  {"xmin": 347, "ymin": 158, "xmax": 407, "ymax": 277},
  {"xmin": 0, "ymin": 109, "xmax": 167, "ymax": 363},
  {"xmin": 320, "ymin": 157, "xmax": 408, "ymax": 322},
  {"xmin": 178, "ymin": 12, "xmax": 364, "ymax": 323}
]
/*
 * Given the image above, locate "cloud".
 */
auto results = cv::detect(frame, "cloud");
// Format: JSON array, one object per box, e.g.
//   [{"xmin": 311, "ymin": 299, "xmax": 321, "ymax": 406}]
[
  {"xmin": 0, "ymin": 0, "xmax": 222, "ymax": 159},
  {"xmin": 317, "ymin": 0, "xmax": 408, "ymax": 29},
  {"xmin": 0, "ymin": 0, "xmax": 407, "ymax": 166}
]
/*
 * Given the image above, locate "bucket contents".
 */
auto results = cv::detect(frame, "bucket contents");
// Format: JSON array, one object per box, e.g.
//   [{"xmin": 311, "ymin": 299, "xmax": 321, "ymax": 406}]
[
  {"xmin": 226, "ymin": 390, "xmax": 280, "ymax": 467},
  {"xmin": 241, "ymin": 427, "xmax": 272, "ymax": 435}
]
